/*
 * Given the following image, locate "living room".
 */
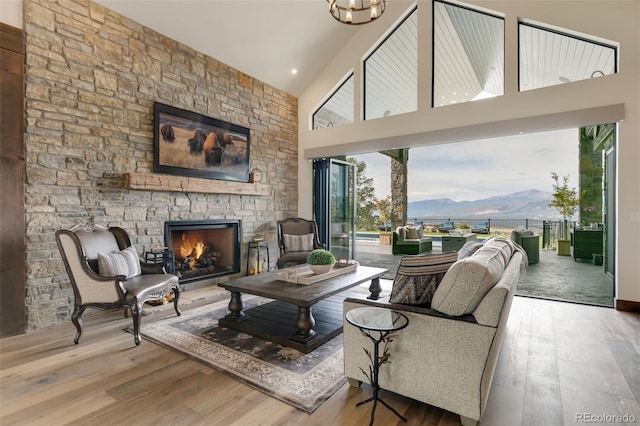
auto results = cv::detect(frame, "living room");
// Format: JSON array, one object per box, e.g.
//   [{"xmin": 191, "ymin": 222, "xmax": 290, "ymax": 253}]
[{"xmin": 1, "ymin": 0, "xmax": 639, "ymax": 425}]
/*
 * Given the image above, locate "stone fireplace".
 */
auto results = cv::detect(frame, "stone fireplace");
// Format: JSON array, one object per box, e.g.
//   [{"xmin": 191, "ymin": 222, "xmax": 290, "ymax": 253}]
[{"xmin": 164, "ymin": 220, "xmax": 241, "ymax": 283}]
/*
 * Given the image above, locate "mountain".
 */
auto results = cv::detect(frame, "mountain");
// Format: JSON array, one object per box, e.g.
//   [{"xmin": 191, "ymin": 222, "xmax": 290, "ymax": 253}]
[{"xmin": 407, "ymin": 189, "xmax": 563, "ymax": 219}]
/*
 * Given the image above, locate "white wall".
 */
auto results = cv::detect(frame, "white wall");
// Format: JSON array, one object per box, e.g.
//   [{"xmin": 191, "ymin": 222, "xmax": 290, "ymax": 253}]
[
  {"xmin": 0, "ymin": 0, "xmax": 23, "ymax": 28},
  {"xmin": 298, "ymin": 0, "xmax": 640, "ymax": 304}
]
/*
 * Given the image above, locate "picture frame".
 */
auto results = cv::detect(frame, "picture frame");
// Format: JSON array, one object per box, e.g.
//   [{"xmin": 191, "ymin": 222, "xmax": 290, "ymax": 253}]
[{"xmin": 153, "ymin": 102, "xmax": 251, "ymax": 182}]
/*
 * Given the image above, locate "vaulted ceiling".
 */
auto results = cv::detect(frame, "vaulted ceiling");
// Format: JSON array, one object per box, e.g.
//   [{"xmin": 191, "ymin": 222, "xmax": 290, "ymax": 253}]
[{"xmin": 95, "ymin": 0, "xmax": 617, "ymax": 124}]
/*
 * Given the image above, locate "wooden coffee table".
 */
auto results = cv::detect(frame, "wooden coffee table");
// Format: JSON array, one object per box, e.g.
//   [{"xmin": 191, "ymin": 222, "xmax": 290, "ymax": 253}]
[{"xmin": 218, "ymin": 265, "xmax": 388, "ymax": 353}]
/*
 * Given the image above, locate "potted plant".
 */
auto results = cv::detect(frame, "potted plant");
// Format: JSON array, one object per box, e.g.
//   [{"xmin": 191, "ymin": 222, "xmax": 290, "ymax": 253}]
[
  {"xmin": 375, "ymin": 196, "xmax": 393, "ymax": 245},
  {"xmin": 548, "ymin": 172, "xmax": 579, "ymax": 256},
  {"xmin": 306, "ymin": 249, "xmax": 336, "ymax": 274}
]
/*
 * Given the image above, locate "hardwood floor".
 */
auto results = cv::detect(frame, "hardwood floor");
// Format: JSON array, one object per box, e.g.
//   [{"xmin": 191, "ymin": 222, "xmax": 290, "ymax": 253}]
[{"xmin": 1, "ymin": 293, "xmax": 639, "ymax": 425}]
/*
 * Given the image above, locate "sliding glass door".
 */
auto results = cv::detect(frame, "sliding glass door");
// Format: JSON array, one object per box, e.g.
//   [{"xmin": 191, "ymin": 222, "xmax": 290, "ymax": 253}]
[{"xmin": 313, "ymin": 158, "xmax": 356, "ymax": 260}]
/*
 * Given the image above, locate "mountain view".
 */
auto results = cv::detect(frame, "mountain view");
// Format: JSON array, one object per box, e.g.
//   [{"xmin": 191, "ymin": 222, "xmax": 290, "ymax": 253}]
[{"xmin": 407, "ymin": 189, "xmax": 564, "ymax": 219}]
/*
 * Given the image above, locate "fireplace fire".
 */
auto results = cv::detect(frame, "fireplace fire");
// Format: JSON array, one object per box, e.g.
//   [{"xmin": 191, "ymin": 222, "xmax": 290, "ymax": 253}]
[{"xmin": 164, "ymin": 220, "xmax": 241, "ymax": 283}]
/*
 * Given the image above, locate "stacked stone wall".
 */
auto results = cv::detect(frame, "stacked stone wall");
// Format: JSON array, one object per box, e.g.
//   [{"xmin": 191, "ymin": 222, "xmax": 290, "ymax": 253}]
[{"xmin": 23, "ymin": 0, "xmax": 298, "ymax": 329}]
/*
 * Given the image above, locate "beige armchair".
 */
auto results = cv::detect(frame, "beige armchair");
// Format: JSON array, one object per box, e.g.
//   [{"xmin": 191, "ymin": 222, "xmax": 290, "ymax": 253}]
[
  {"xmin": 276, "ymin": 217, "xmax": 325, "ymax": 268},
  {"xmin": 55, "ymin": 223, "xmax": 181, "ymax": 346}
]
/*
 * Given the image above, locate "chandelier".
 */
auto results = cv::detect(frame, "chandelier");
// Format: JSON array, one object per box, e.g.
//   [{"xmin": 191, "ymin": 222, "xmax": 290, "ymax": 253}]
[{"xmin": 328, "ymin": 0, "xmax": 388, "ymax": 25}]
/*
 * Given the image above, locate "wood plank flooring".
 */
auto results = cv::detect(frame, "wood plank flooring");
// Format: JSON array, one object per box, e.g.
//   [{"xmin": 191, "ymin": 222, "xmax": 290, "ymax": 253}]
[{"xmin": 1, "ymin": 291, "xmax": 639, "ymax": 426}]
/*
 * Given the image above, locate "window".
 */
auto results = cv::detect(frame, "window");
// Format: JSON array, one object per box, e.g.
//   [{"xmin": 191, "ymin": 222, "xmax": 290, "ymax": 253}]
[
  {"xmin": 312, "ymin": 74, "xmax": 354, "ymax": 129},
  {"xmin": 519, "ymin": 23, "xmax": 617, "ymax": 91},
  {"xmin": 433, "ymin": 1, "xmax": 504, "ymax": 107},
  {"xmin": 364, "ymin": 7, "xmax": 418, "ymax": 120}
]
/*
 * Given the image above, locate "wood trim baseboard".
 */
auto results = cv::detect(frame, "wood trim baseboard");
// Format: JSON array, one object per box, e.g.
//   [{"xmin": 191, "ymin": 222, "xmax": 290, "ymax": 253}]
[{"xmin": 614, "ymin": 299, "xmax": 640, "ymax": 313}]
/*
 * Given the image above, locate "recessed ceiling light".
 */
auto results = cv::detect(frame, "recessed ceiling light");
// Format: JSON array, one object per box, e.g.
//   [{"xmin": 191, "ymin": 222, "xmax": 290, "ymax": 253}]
[{"xmin": 291, "ymin": 69, "xmax": 298, "ymax": 75}]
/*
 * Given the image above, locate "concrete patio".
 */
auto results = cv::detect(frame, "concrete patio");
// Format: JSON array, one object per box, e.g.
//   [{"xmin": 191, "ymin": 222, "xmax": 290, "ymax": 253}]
[{"xmin": 355, "ymin": 238, "xmax": 614, "ymax": 307}]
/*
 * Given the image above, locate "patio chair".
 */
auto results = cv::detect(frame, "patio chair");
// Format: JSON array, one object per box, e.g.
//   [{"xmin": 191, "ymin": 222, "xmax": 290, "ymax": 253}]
[
  {"xmin": 471, "ymin": 221, "xmax": 490, "ymax": 234},
  {"xmin": 392, "ymin": 226, "xmax": 432, "ymax": 255},
  {"xmin": 55, "ymin": 223, "xmax": 181, "ymax": 346},
  {"xmin": 437, "ymin": 220, "xmax": 455, "ymax": 233},
  {"xmin": 510, "ymin": 229, "xmax": 539, "ymax": 265},
  {"xmin": 276, "ymin": 217, "xmax": 325, "ymax": 268}
]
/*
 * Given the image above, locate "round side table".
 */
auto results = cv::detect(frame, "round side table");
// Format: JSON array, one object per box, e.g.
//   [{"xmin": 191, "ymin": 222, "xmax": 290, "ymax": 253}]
[{"xmin": 346, "ymin": 307, "xmax": 409, "ymax": 425}]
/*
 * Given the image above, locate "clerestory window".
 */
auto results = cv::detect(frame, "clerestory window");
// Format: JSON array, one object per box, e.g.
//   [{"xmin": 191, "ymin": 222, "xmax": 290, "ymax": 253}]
[
  {"xmin": 519, "ymin": 23, "xmax": 617, "ymax": 91},
  {"xmin": 363, "ymin": 7, "xmax": 418, "ymax": 120},
  {"xmin": 312, "ymin": 73, "xmax": 354, "ymax": 130},
  {"xmin": 433, "ymin": 0, "xmax": 504, "ymax": 107}
]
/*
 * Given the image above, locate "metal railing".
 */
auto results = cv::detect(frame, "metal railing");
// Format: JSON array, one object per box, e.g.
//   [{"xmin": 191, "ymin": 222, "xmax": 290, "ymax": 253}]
[{"xmin": 404, "ymin": 217, "xmax": 575, "ymax": 248}]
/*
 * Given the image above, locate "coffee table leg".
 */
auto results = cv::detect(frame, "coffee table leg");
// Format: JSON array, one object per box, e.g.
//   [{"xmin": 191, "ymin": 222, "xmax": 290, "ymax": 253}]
[
  {"xmin": 295, "ymin": 306, "xmax": 316, "ymax": 339},
  {"xmin": 368, "ymin": 277, "xmax": 382, "ymax": 300},
  {"xmin": 226, "ymin": 291, "xmax": 247, "ymax": 321}
]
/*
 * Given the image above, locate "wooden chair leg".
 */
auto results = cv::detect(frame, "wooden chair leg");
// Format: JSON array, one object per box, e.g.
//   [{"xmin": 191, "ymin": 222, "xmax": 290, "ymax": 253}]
[
  {"xmin": 72, "ymin": 305, "xmax": 85, "ymax": 344},
  {"xmin": 131, "ymin": 302, "xmax": 143, "ymax": 346},
  {"xmin": 172, "ymin": 286, "xmax": 182, "ymax": 317}
]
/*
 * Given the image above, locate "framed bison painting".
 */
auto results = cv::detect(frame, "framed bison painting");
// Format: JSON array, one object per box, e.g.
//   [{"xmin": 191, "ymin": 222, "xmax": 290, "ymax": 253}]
[{"xmin": 153, "ymin": 102, "xmax": 251, "ymax": 182}]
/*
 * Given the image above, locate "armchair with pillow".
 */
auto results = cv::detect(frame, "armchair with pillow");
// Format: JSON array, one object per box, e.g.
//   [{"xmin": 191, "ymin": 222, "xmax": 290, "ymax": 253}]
[
  {"xmin": 392, "ymin": 225, "xmax": 433, "ymax": 255},
  {"xmin": 276, "ymin": 217, "xmax": 325, "ymax": 268},
  {"xmin": 55, "ymin": 223, "xmax": 181, "ymax": 346}
]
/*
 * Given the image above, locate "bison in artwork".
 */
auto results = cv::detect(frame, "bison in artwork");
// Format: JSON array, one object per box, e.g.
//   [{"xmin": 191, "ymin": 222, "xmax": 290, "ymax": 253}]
[
  {"xmin": 213, "ymin": 129, "xmax": 234, "ymax": 149},
  {"xmin": 203, "ymin": 132, "xmax": 224, "ymax": 166},
  {"xmin": 188, "ymin": 129, "xmax": 207, "ymax": 155},
  {"xmin": 160, "ymin": 123, "xmax": 175, "ymax": 142}
]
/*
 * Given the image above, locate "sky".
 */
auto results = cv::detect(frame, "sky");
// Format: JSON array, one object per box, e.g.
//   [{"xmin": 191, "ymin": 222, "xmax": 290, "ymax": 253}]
[{"xmin": 351, "ymin": 128, "xmax": 580, "ymax": 203}]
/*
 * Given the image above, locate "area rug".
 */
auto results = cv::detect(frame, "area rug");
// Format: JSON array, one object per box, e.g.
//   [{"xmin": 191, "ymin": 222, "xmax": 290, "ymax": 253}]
[{"xmin": 136, "ymin": 296, "xmax": 346, "ymax": 413}]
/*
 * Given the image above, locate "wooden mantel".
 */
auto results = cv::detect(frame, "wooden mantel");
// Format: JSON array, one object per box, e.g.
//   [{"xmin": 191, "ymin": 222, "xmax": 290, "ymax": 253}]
[{"xmin": 124, "ymin": 173, "xmax": 270, "ymax": 196}]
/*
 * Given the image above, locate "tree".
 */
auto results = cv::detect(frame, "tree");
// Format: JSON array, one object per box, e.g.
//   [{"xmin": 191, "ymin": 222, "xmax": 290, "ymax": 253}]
[
  {"xmin": 548, "ymin": 172, "xmax": 579, "ymax": 239},
  {"xmin": 346, "ymin": 158, "xmax": 378, "ymax": 231},
  {"xmin": 374, "ymin": 195, "xmax": 392, "ymax": 229}
]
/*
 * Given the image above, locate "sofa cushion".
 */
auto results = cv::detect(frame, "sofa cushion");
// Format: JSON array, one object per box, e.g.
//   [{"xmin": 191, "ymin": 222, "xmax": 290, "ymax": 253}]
[
  {"xmin": 405, "ymin": 226, "xmax": 420, "ymax": 239},
  {"xmin": 457, "ymin": 241, "xmax": 485, "ymax": 260},
  {"xmin": 389, "ymin": 252, "xmax": 458, "ymax": 306},
  {"xmin": 283, "ymin": 233, "xmax": 314, "ymax": 252},
  {"xmin": 432, "ymin": 238, "xmax": 514, "ymax": 316},
  {"xmin": 98, "ymin": 245, "xmax": 142, "ymax": 279}
]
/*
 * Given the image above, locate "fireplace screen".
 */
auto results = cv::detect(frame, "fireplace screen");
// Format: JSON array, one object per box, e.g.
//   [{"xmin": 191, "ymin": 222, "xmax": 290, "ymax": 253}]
[{"xmin": 164, "ymin": 220, "xmax": 241, "ymax": 283}]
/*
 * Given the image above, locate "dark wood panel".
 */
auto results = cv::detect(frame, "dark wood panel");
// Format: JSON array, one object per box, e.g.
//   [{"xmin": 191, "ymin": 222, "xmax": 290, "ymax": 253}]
[
  {"xmin": 0, "ymin": 23, "xmax": 23, "ymax": 54},
  {"xmin": 0, "ymin": 22, "xmax": 25, "ymax": 338}
]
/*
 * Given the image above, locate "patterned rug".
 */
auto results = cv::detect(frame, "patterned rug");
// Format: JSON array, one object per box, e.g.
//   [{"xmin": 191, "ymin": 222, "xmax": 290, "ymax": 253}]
[{"xmin": 137, "ymin": 295, "xmax": 346, "ymax": 413}]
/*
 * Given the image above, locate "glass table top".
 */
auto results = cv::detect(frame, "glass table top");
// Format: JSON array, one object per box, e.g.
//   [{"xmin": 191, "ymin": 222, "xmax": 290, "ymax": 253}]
[{"xmin": 346, "ymin": 307, "xmax": 409, "ymax": 332}]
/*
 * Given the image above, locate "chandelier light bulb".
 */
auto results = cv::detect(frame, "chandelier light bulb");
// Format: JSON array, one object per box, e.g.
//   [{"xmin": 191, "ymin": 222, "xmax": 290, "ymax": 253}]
[{"xmin": 327, "ymin": 0, "xmax": 387, "ymax": 25}]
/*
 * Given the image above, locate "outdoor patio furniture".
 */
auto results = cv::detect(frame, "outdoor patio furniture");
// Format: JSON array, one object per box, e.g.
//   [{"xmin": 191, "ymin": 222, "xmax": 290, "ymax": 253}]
[
  {"xmin": 392, "ymin": 226, "xmax": 432, "ymax": 255},
  {"xmin": 510, "ymin": 229, "xmax": 539, "ymax": 264},
  {"xmin": 471, "ymin": 221, "xmax": 490, "ymax": 234},
  {"xmin": 437, "ymin": 221, "xmax": 455, "ymax": 233}
]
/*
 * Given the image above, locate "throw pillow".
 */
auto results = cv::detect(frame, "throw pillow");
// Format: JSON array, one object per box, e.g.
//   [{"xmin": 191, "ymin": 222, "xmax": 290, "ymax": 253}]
[
  {"xmin": 283, "ymin": 233, "xmax": 314, "ymax": 252},
  {"xmin": 389, "ymin": 252, "xmax": 459, "ymax": 306},
  {"xmin": 98, "ymin": 245, "xmax": 142, "ymax": 279},
  {"xmin": 404, "ymin": 226, "xmax": 419, "ymax": 239}
]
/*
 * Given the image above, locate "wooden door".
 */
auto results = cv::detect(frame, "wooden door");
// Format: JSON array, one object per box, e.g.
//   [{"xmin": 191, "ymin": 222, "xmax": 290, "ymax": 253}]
[{"xmin": 1, "ymin": 23, "xmax": 25, "ymax": 337}]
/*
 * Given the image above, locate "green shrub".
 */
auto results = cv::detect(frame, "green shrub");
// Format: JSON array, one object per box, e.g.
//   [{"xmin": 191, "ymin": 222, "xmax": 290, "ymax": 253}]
[{"xmin": 306, "ymin": 249, "xmax": 335, "ymax": 265}]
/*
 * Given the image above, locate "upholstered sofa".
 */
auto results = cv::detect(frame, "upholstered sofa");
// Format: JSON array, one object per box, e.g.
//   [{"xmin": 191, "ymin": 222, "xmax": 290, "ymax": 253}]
[
  {"xmin": 392, "ymin": 225, "xmax": 432, "ymax": 255},
  {"xmin": 343, "ymin": 237, "xmax": 526, "ymax": 426},
  {"xmin": 510, "ymin": 229, "xmax": 540, "ymax": 264}
]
